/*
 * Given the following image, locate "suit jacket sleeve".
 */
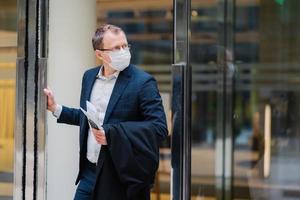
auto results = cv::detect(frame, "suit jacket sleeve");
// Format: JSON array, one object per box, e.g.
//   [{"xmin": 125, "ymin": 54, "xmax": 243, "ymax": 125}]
[
  {"xmin": 57, "ymin": 106, "xmax": 80, "ymax": 126},
  {"xmin": 102, "ymin": 77, "xmax": 168, "ymax": 199}
]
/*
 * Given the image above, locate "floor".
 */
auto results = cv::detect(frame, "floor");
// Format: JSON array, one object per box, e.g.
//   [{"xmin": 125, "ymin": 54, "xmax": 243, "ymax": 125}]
[{"xmin": 1, "ymin": 140, "xmax": 300, "ymax": 199}]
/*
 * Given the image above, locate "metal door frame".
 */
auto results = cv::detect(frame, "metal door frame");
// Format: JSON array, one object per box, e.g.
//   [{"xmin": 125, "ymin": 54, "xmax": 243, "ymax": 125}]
[
  {"xmin": 171, "ymin": 0, "xmax": 191, "ymax": 200},
  {"xmin": 171, "ymin": 0, "xmax": 235, "ymax": 199},
  {"xmin": 15, "ymin": 0, "xmax": 48, "ymax": 199}
]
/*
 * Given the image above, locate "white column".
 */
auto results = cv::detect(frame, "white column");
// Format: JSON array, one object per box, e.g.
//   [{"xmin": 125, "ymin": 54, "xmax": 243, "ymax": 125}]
[{"xmin": 47, "ymin": 0, "xmax": 96, "ymax": 199}]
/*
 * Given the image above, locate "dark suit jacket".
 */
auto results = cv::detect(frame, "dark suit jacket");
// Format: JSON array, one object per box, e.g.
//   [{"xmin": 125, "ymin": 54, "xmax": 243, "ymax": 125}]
[{"xmin": 57, "ymin": 64, "xmax": 168, "ymax": 200}]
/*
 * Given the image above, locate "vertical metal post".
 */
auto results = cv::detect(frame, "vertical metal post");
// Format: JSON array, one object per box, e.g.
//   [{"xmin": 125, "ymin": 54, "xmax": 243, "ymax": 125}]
[
  {"xmin": 25, "ymin": 0, "xmax": 39, "ymax": 198},
  {"xmin": 14, "ymin": 0, "xmax": 27, "ymax": 198},
  {"xmin": 14, "ymin": 58, "xmax": 25, "ymax": 200},
  {"xmin": 15, "ymin": 0, "xmax": 48, "ymax": 199},
  {"xmin": 172, "ymin": 0, "xmax": 191, "ymax": 199},
  {"xmin": 36, "ymin": 0, "xmax": 48, "ymax": 198},
  {"xmin": 171, "ymin": 62, "xmax": 184, "ymax": 200}
]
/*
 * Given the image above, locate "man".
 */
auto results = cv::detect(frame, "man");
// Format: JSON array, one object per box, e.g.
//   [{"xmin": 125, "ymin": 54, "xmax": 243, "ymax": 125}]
[{"xmin": 44, "ymin": 24, "xmax": 168, "ymax": 200}]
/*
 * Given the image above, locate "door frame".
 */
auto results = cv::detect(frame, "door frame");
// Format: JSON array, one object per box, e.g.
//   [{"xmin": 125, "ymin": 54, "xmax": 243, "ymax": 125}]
[
  {"xmin": 171, "ymin": 0, "xmax": 235, "ymax": 199},
  {"xmin": 15, "ymin": 0, "xmax": 48, "ymax": 199}
]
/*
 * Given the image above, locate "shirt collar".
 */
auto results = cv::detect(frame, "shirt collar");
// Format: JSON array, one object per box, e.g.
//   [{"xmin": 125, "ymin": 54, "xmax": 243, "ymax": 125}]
[{"xmin": 96, "ymin": 65, "xmax": 119, "ymax": 80}]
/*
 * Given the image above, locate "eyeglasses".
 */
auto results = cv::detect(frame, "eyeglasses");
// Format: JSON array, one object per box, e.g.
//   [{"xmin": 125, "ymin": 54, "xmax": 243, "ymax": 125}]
[{"xmin": 98, "ymin": 44, "xmax": 131, "ymax": 52}]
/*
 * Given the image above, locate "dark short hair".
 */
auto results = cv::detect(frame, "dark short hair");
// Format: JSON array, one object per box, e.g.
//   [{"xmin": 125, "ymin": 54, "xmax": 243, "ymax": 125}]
[{"xmin": 92, "ymin": 24, "xmax": 124, "ymax": 50}]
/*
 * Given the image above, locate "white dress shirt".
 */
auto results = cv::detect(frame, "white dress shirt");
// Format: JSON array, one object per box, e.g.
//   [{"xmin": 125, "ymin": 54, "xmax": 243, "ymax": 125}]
[{"xmin": 53, "ymin": 66, "xmax": 119, "ymax": 164}]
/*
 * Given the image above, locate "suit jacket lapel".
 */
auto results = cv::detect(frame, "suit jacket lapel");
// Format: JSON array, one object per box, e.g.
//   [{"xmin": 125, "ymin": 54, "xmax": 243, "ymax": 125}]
[
  {"xmin": 103, "ymin": 66, "xmax": 132, "ymax": 124},
  {"xmin": 80, "ymin": 67, "xmax": 100, "ymax": 149},
  {"xmin": 84, "ymin": 67, "xmax": 101, "ymax": 105}
]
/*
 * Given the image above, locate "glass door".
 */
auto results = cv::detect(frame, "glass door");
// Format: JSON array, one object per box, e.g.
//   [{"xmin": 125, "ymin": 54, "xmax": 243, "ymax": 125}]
[
  {"xmin": 172, "ymin": 0, "xmax": 233, "ymax": 199},
  {"xmin": 172, "ymin": 0, "xmax": 300, "ymax": 200},
  {"xmin": 189, "ymin": 0, "xmax": 234, "ymax": 199},
  {"xmin": 232, "ymin": 0, "xmax": 300, "ymax": 199}
]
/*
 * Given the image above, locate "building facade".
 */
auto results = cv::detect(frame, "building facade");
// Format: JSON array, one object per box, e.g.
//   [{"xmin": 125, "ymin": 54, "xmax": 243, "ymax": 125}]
[{"xmin": 0, "ymin": 0, "xmax": 300, "ymax": 199}]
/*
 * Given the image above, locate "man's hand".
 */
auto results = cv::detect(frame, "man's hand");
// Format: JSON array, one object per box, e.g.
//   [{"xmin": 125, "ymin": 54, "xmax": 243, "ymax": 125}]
[
  {"xmin": 43, "ymin": 87, "xmax": 57, "ymax": 112},
  {"xmin": 91, "ymin": 128, "xmax": 107, "ymax": 145}
]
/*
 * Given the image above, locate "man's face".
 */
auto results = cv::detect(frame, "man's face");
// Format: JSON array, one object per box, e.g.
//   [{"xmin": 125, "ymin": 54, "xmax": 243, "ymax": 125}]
[{"xmin": 97, "ymin": 30, "xmax": 128, "ymax": 64}]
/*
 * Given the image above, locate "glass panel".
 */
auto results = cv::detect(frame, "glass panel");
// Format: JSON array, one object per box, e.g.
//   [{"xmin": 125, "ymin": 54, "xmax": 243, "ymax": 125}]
[
  {"xmin": 96, "ymin": 1, "xmax": 173, "ymax": 199},
  {"xmin": 233, "ymin": 0, "xmax": 300, "ymax": 199},
  {"xmin": 190, "ymin": 0, "xmax": 220, "ymax": 199},
  {"xmin": 0, "ymin": 0, "xmax": 17, "ymax": 199}
]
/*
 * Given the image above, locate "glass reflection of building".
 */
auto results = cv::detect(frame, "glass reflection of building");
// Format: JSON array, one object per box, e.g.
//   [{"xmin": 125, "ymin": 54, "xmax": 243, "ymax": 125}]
[
  {"xmin": 0, "ymin": 0, "xmax": 17, "ymax": 200},
  {"xmin": 96, "ymin": 2, "xmax": 173, "ymax": 199},
  {"xmin": 97, "ymin": 1, "xmax": 300, "ymax": 199}
]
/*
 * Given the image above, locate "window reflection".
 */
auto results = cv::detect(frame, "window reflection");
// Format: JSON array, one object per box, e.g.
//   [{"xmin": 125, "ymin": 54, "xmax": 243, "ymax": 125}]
[
  {"xmin": 96, "ymin": 1, "xmax": 173, "ymax": 199},
  {"xmin": 234, "ymin": 0, "xmax": 300, "ymax": 199},
  {"xmin": 190, "ymin": 0, "xmax": 219, "ymax": 198},
  {"xmin": 190, "ymin": 0, "xmax": 300, "ymax": 199},
  {"xmin": 0, "ymin": 0, "xmax": 17, "ymax": 199}
]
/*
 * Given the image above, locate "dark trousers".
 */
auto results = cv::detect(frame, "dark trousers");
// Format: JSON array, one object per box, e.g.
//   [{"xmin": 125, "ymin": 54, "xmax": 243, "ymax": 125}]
[{"xmin": 74, "ymin": 160, "xmax": 97, "ymax": 200}]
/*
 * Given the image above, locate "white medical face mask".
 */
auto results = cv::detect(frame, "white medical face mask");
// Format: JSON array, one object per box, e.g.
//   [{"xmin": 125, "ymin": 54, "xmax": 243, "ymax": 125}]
[{"xmin": 108, "ymin": 48, "xmax": 131, "ymax": 71}]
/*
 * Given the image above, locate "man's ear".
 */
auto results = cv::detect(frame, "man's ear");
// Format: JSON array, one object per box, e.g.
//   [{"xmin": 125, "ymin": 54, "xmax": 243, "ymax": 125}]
[{"xmin": 95, "ymin": 50, "xmax": 103, "ymax": 60}]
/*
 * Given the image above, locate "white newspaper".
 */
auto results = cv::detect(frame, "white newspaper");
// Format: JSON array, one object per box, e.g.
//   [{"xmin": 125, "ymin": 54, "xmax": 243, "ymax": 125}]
[{"xmin": 80, "ymin": 101, "xmax": 101, "ymax": 130}]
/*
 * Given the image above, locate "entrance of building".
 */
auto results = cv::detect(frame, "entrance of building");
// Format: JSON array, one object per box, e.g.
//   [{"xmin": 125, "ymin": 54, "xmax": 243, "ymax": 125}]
[
  {"xmin": 1, "ymin": 0, "xmax": 299, "ymax": 199},
  {"xmin": 172, "ymin": 0, "xmax": 300, "ymax": 199}
]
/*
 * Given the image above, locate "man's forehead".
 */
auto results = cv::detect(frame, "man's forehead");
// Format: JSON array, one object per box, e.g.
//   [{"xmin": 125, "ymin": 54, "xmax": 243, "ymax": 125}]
[{"xmin": 103, "ymin": 30, "xmax": 127, "ymax": 46}]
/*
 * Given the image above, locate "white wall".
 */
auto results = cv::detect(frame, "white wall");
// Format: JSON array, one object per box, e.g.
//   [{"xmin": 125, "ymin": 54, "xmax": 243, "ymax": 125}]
[{"xmin": 47, "ymin": 0, "xmax": 96, "ymax": 199}]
